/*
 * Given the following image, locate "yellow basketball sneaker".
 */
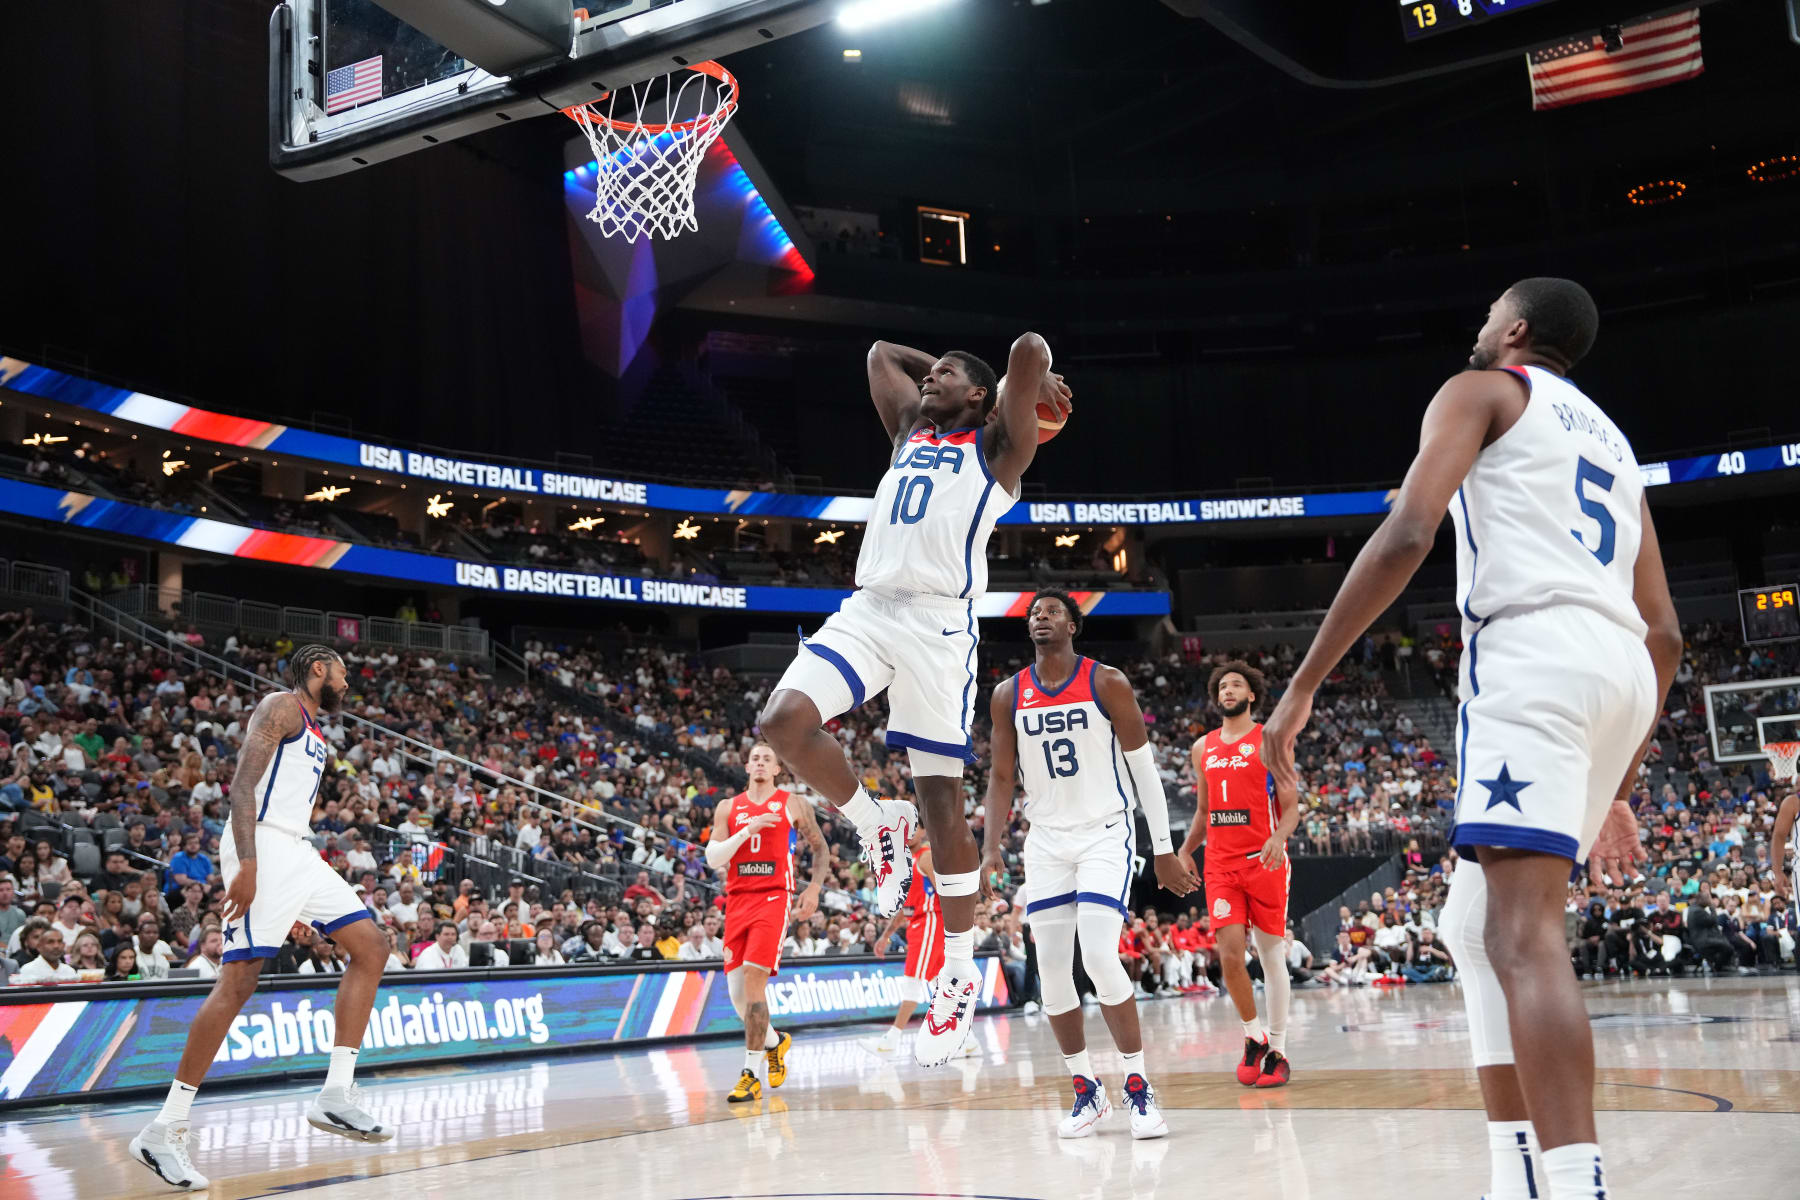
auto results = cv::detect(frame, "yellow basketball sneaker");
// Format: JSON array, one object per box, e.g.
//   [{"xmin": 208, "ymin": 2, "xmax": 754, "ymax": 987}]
[
  {"xmin": 765, "ymin": 1031, "xmax": 793, "ymax": 1088},
  {"xmin": 727, "ymin": 1069, "xmax": 762, "ymax": 1104}
]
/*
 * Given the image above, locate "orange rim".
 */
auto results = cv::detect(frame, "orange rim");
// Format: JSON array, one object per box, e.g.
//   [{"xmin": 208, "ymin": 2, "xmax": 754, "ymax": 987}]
[{"xmin": 561, "ymin": 60, "xmax": 738, "ymax": 135}]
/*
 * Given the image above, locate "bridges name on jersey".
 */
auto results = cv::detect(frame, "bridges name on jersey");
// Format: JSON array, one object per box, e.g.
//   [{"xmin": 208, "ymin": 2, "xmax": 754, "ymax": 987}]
[
  {"xmin": 727, "ymin": 789, "xmax": 793, "ymax": 897},
  {"xmin": 1013, "ymin": 657, "xmax": 1131, "ymax": 832}
]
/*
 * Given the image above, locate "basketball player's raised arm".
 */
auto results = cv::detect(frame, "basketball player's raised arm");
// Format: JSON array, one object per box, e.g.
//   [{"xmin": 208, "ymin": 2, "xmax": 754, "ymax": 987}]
[
  {"xmin": 1094, "ymin": 666, "xmax": 1198, "ymax": 895},
  {"xmin": 868, "ymin": 341, "xmax": 936, "ymax": 444},
  {"xmin": 979, "ymin": 677, "xmax": 1018, "ymax": 902},
  {"xmin": 788, "ymin": 794, "xmax": 831, "ymax": 921},
  {"xmin": 988, "ymin": 332, "xmax": 1072, "ymax": 490},
  {"xmin": 220, "ymin": 693, "xmax": 304, "ymax": 921},
  {"xmin": 1177, "ymin": 742, "xmax": 1209, "ymax": 876},
  {"xmin": 1263, "ymin": 372, "xmax": 1505, "ymax": 797},
  {"xmin": 1591, "ymin": 495, "xmax": 1683, "ymax": 881}
]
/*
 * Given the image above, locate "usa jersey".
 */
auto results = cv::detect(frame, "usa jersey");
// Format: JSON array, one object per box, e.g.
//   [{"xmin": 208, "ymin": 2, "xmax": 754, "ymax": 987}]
[
  {"xmin": 725, "ymin": 789, "xmax": 794, "ymax": 898},
  {"xmin": 1199, "ymin": 724, "xmax": 1273, "ymax": 869},
  {"xmin": 1013, "ymin": 657, "xmax": 1132, "ymax": 832},
  {"xmin": 1450, "ymin": 366, "xmax": 1647, "ymax": 641},
  {"xmin": 857, "ymin": 425, "xmax": 1019, "ymax": 600},
  {"xmin": 252, "ymin": 696, "xmax": 330, "ymax": 837}
]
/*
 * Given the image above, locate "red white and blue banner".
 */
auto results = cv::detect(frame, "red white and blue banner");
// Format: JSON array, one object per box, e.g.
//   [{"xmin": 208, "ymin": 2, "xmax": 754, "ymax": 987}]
[
  {"xmin": 0, "ymin": 477, "xmax": 1169, "ymax": 616},
  {"xmin": 0, "ymin": 957, "xmax": 1009, "ymax": 1105}
]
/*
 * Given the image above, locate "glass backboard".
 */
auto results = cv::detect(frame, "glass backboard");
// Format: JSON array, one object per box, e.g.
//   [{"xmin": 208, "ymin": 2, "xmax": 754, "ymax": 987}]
[{"xmin": 1704, "ymin": 675, "xmax": 1800, "ymax": 765}]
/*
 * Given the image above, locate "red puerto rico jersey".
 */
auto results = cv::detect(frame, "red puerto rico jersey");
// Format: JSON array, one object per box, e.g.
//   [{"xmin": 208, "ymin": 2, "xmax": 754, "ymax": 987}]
[
  {"xmin": 1200, "ymin": 724, "xmax": 1274, "ymax": 869},
  {"xmin": 903, "ymin": 851, "xmax": 939, "ymax": 917},
  {"xmin": 724, "ymin": 789, "xmax": 794, "ymax": 899}
]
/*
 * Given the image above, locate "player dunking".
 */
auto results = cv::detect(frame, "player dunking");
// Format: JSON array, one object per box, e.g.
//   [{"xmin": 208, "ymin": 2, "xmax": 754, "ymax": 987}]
[
  {"xmin": 760, "ymin": 334, "xmax": 1072, "ymax": 1067},
  {"xmin": 1175, "ymin": 660, "xmax": 1298, "ymax": 1089},
  {"xmin": 981, "ymin": 590, "xmax": 1196, "ymax": 1138},
  {"xmin": 705, "ymin": 742, "xmax": 832, "ymax": 1103},
  {"xmin": 130, "ymin": 646, "xmax": 394, "ymax": 1191},
  {"xmin": 1263, "ymin": 279, "xmax": 1681, "ymax": 1200}
]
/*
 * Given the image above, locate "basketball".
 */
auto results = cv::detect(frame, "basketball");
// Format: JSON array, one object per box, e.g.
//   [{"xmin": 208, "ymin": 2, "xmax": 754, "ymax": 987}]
[{"xmin": 1036, "ymin": 400, "xmax": 1068, "ymax": 444}]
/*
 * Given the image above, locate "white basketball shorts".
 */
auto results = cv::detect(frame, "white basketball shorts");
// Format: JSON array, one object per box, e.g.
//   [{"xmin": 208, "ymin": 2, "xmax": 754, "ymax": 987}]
[
  {"xmin": 1449, "ymin": 604, "xmax": 1656, "ymax": 865},
  {"xmin": 221, "ymin": 825, "xmax": 371, "ymax": 962},
  {"xmin": 1020, "ymin": 819, "xmax": 1137, "ymax": 926},
  {"xmin": 775, "ymin": 587, "xmax": 978, "ymax": 762}
]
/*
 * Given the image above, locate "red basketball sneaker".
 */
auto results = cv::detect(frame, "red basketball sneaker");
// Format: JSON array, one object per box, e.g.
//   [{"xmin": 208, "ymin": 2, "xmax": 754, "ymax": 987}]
[
  {"xmin": 1254, "ymin": 1050, "xmax": 1290, "ymax": 1089},
  {"xmin": 1235, "ymin": 1036, "xmax": 1269, "ymax": 1086}
]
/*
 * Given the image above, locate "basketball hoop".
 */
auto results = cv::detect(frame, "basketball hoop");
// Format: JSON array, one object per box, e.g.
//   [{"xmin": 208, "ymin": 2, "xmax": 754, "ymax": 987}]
[
  {"xmin": 1764, "ymin": 741, "xmax": 1800, "ymax": 784},
  {"xmin": 561, "ymin": 61, "xmax": 738, "ymax": 243}
]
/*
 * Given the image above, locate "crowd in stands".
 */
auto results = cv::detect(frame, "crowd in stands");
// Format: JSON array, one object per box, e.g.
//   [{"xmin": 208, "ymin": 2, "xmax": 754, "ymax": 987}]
[{"xmin": 2, "ymin": 589, "xmax": 1794, "ymax": 988}]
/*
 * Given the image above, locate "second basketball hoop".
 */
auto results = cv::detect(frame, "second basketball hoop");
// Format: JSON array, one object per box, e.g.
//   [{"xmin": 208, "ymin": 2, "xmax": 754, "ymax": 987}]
[{"xmin": 562, "ymin": 61, "xmax": 739, "ymax": 243}]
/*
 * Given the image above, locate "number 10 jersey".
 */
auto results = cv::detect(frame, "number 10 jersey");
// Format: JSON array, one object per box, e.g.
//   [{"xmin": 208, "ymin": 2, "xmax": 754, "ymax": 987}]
[
  {"xmin": 1012, "ymin": 656, "xmax": 1134, "ymax": 834},
  {"xmin": 857, "ymin": 424, "xmax": 1019, "ymax": 601}
]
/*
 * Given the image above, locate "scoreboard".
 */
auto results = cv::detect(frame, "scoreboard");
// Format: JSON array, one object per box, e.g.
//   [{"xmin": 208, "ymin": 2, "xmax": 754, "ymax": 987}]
[
  {"xmin": 1400, "ymin": 0, "xmax": 1565, "ymax": 42},
  {"xmin": 1740, "ymin": 584, "xmax": 1800, "ymax": 645}
]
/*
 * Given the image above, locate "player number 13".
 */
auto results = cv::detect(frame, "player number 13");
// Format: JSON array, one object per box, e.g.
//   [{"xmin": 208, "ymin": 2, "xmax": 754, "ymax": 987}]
[{"xmin": 1041, "ymin": 738, "xmax": 1079, "ymax": 779}]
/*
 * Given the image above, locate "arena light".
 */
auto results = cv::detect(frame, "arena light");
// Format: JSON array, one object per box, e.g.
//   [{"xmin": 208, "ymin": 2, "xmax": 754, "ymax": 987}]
[
  {"xmin": 814, "ymin": 529, "xmax": 845, "ymax": 544},
  {"xmin": 1054, "ymin": 533, "xmax": 1080, "ymax": 547},
  {"xmin": 674, "ymin": 518, "xmax": 702, "ymax": 539},
  {"xmin": 837, "ymin": 0, "xmax": 959, "ymax": 34},
  {"xmin": 161, "ymin": 450, "xmax": 188, "ymax": 476},
  {"xmin": 304, "ymin": 485, "xmax": 351, "ymax": 503},
  {"xmin": 1746, "ymin": 155, "xmax": 1800, "ymax": 184},
  {"xmin": 569, "ymin": 515, "xmax": 606, "ymax": 532},
  {"xmin": 426, "ymin": 493, "xmax": 454, "ymax": 518},
  {"xmin": 1625, "ymin": 179, "xmax": 1686, "ymax": 207},
  {"xmin": 21, "ymin": 432, "xmax": 68, "ymax": 447},
  {"xmin": 842, "ymin": 48, "xmax": 863, "ymax": 60}
]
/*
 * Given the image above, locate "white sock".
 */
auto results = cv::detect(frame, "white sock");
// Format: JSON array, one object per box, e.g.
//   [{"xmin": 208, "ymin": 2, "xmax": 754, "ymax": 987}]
[
  {"xmin": 943, "ymin": 930, "xmax": 974, "ymax": 963},
  {"xmin": 158, "ymin": 1080, "xmax": 198, "ymax": 1124},
  {"xmin": 744, "ymin": 1048, "xmax": 765, "ymax": 1080},
  {"xmin": 1242, "ymin": 1019, "xmax": 1265, "ymax": 1043},
  {"xmin": 879, "ymin": 1025, "xmax": 902, "ymax": 1048},
  {"xmin": 1540, "ymin": 1142, "xmax": 1606, "ymax": 1200},
  {"xmin": 1119, "ymin": 1049, "xmax": 1147, "ymax": 1085},
  {"xmin": 764, "ymin": 1025, "xmax": 780, "ymax": 1050},
  {"xmin": 1486, "ymin": 1121, "xmax": 1543, "ymax": 1200},
  {"xmin": 1063, "ymin": 1048, "xmax": 1094, "ymax": 1080},
  {"xmin": 839, "ymin": 787, "xmax": 881, "ymax": 835},
  {"xmin": 324, "ymin": 1046, "xmax": 358, "ymax": 1091}
]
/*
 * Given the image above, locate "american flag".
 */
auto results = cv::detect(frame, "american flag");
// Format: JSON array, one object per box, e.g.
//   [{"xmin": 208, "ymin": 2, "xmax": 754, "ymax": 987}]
[
  {"xmin": 1526, "ymin": 9, "xmax": 1703, "ymax": 112},
  {"xmin": 325, "ymin": 54, "xmax": 384, "ymax": 115}
]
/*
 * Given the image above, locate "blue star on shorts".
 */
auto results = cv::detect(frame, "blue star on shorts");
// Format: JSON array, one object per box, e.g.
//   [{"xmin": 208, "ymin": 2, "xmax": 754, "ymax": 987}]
[{"xmin": 1478, "ymin": 763, "xmax": 1533, "ymax": 812}]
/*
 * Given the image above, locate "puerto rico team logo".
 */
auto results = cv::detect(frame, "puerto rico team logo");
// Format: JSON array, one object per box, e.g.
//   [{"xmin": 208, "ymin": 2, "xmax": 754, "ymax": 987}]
[
  {"xmin": 1213, "ymin": 897, "xmax": 1232, "ymax": 919},
  {"xmin": 1239, "ymin": 743, "xmax": 1256, "ymax": 757},
  {"xmin": 766, "ymin": 800, "xmax": 781, "ymax": 812}
]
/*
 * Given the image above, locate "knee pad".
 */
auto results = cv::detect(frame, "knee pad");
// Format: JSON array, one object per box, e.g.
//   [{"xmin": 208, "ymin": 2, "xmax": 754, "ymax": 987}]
[
  {"xmin": 727, "ymin": 966, "xmax": 746, "ymax": 1019},
  {"xmin": 906, "ymin": 748, "xmax": 965, "ymax": 778},
  {"xmin": 898, "ymin": 974, "xmax": 928, "ymax": 1005},
  {"xmin": 934, "ymin": 869, "xmax": 980, "ymax": 899},
  {"xmin": 1076, "ymin": 909, "xmax": 1133, "ymax": 1007},
  {"xmin": 1032, "ymin": 914, "xmax": 1081, "ymax": 1016}
]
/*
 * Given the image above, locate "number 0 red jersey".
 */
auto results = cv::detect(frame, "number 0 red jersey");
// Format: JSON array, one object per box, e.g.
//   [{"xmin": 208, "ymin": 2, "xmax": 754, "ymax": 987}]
[
  {"xmin": 724, "ymin": 789, "xmax": 794, "ymax": 899},
  {"xmin": 1199, "ymin": 724, "xmax": 1274, "ymax": 869}
]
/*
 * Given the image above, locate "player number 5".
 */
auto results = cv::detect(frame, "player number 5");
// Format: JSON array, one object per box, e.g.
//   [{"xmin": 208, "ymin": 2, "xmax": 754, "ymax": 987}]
[{"xmin": 1571, "ymin": 455, "xmax": 1617, "ymax": 566}]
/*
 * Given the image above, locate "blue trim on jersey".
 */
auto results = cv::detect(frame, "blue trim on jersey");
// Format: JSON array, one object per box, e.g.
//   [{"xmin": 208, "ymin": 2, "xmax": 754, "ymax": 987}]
[
  {"xmin": 258, "ymin": 741, "xmax": 289, "ymax": 821},
  {"xmin": 1450, "ymin": 821, "xmax": 1578, "ymax": 863},
  {"xmin": 1453, "ymin": 621, "xmax": 1486, "ymax": 815},
  {"xmin": 1078, "ymin": 890, "xmax": 1131, "ymax": 918},
  {"xmin": 313, "ymin": 909, "xmax": 375, "ymax": 936},
  {"xmin": 221, "ymin": 946, "xmax": 278, "ymax": 962},
  {"xmin": 1500, "ymin": 365, "xmax": 1534, "ymax": 391},
  {"xmin": 1087, "ymin": 659, "xmax": 1110, "ymax": 721},
  {"xmin": 1010, "ymin": 670, "xmax": 1024, "ymax": 721},
  {"xmin": 885, "ymin": 729, "xmax": 977, "ymax": 763},
  {"xmin": 972, "ymin": 424, "xmax": 997, "ymax": 485},
  {"xmin": 1118, "ymin": 821, "xmax": 1135, "ymax": 908},
  {"xmin": 956, "ymin": 600, "xmax": 977, "ymax": 742},
  {"xmin": 1029, "ymin": 655, "xmax": 1085, "ymax": 700},
  {"xmin": 801, "ymin": 638, "xmax": 866, "ymax": 709},
  {"xmin": 1027, "ymin": 889, "xmax": 1078, "ymax": 915},
  {"xmin": 959, "ymin": 433, "xmax": 997, "ymax": 600},
  {"xmin": 1455, "ymin": 487, "xmax": 1485, "ymax": 624}
]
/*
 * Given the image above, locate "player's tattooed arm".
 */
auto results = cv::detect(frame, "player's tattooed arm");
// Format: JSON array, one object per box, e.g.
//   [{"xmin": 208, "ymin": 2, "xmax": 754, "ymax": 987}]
[
  {"xmin": 868, "ymin": 341, "xmax": 937, "ymax": 444},
  {"xmin": 987, "ymin": 331, "xmax": 1071, "ymax": 494},
  {"xmin": 789, "ymin": 795, "xmax": 831, "ymax": 921},
  {"xmin": 979, "ymin": 677, "xmax": 1018, "ymax": 902},
  {"xmin": 228, "ymin": 693, "xmax": 305, "ymax": 862}
]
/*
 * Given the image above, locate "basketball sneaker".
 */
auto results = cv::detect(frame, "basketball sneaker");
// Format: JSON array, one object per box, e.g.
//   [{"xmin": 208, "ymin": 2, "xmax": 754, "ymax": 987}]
[
  {"xmin": 1235, "ymin": 1036, "xmax": 1270, "ymax": 1086},
  {"xmin": 862, "ymin": 1033, "xmax": 899, "ymax": 1056},
  {"xmin": 1122, "ymin": 1074, "xmax": 1168, "ymax": 1140},
  {"xmin": 727, "ymin": 1069, "xmax": 763, "ymax": 1104},
  {"xmin": 1254, "ymin": 1050, "xmax": 1291, "ymax": 1089},
  {"xmin": 128, "ymin": 1119, "xmax": 208, "ymax": 1191},
  {"xmin": 765, "ymin": 1030, "xmax": 793, "ymax": 1088},
  {"xmin": 913, "ymin": 960, "xmax": 979, "ymax": 1067},
  {"xmin": 306, "ymin": 1084, "xmax": 396, "ymax": 1142},
  {"xmin": 861, "ymin": 796, "xmax": 917, "ymax": 918},
  {"xmin": 1057, "ymin": 1075, "xmax": 1111, "ymax": 1138}
]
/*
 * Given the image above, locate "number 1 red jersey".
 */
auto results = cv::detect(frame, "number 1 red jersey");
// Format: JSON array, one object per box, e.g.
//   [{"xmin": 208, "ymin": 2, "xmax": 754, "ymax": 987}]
[
  {"xmin": 1199, "ymin": 724, "xmax": 1274, "ymax": 869},
  {"xmin": 724, "ymin": 789, "xmax": 794, "ymax": 898}
]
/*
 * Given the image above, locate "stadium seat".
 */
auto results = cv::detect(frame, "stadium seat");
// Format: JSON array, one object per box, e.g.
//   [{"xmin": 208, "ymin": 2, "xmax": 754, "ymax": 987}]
[
  {"xmin": 100, "ymin": 827, "xmax": 128, "ymax": 852},
  {"xmin": 70, "ymin": 842, "xmax": 102, "ymax": 879}
]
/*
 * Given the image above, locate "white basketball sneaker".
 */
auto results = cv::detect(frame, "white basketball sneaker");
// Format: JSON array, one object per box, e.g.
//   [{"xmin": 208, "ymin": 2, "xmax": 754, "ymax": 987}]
[
  {"xmin": 1057, "ymin": 1075, "xmax": 1111, "ymax": 1138},
  {"xmin": 128, "ymin": 1119, "xmax": 209, "ymax": 1191},
  {"xmin": 912, "ymin": 960, "xmax": 978, "ymax": 1067},
  {"xmin": 307, "ymin": 1084, "xmax": 396, "ymax": 1142},
  {"xmin": 860, "ymin": 796, "xmax": 917, "ymax": 919},
  {"xmin": 1122, "ymin": 1073, "xmax": 1168, "ymax": 1139}
]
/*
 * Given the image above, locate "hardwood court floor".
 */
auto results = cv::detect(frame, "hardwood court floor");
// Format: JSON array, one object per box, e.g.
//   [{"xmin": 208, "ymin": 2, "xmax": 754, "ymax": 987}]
[{"xmin": 7, "ymin": 974, "xmax": 1797, "ymax": 1199}]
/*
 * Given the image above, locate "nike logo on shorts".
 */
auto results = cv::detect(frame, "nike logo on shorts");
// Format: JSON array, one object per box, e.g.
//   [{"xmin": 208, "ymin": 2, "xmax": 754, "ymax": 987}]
[
  {"xmin": 1105, "ymin": 820, "xmax": 1120, "ymax": 830},
  {"xmin": 940, "ymin": 627, "xmax": 958, "ymax": 637}
]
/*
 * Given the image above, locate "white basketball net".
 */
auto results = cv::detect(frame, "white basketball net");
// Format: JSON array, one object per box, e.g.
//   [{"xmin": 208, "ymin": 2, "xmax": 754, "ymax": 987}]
[
  {"xmin": 1766, "ymin": 741, "xmax": 1800, "ymax": 783},
  {"xmin": 563, "ymin": 63, "xmax": 738, "ymax": 243}
]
